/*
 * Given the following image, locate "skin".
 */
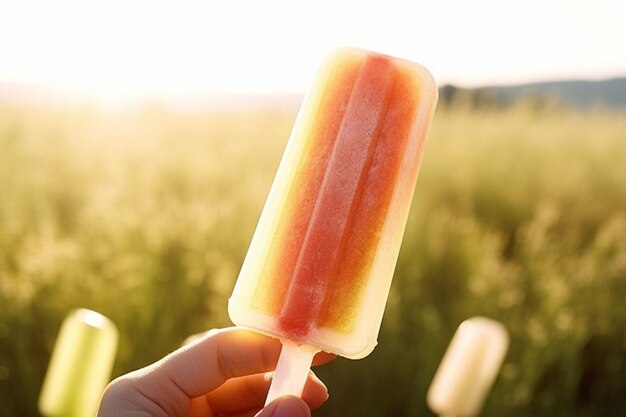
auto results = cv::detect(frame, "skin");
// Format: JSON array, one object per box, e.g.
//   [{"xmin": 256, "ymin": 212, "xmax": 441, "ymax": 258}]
[{"xmin": 98, "ymin": 328, "xmax": 334, "ymax": 417}]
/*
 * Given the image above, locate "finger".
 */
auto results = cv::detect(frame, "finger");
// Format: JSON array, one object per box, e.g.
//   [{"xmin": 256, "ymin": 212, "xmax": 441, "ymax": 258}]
[
  {"xmin": 205, "ymin": 371, "xmax": 328, "ymax": 414},
  {"xmin": 312, "ymin": 351, "xmax": 336, "ymax": 366},
  {"xmin": 183, "ymin": 330, "xmax": 336, "ymax": 367},
  {"xmin": 152, "ymin": 328, "xmax": 283, "ymax": 399},
  {"xmin": 120, "ymin": 327, "xmax": 283, "ymax": 417},
  {"xmin": 255, "ymin": 396, "xmax": 311, "ymax": 417}
]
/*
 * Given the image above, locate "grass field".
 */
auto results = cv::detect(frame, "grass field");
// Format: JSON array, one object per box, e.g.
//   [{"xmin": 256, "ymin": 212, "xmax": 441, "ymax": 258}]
[{"xmin": 1, "ymin": 99, "xmax": 625, "ymax": 416}]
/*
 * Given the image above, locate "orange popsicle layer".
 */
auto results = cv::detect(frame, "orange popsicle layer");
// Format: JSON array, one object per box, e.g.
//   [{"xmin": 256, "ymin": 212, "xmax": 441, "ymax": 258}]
[{"xmin": 251, "ymin": 52, "xmax": 422, "ymax": 339}]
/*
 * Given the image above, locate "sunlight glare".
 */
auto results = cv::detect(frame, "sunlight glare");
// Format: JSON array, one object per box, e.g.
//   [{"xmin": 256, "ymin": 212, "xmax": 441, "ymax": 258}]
[{"xmin": 1, "ymin": 0, "xmax": 625, "ymax": 105}]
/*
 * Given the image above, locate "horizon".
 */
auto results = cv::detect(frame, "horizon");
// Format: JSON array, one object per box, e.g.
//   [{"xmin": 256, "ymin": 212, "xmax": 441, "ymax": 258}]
[{"xmin": 3, "ymin": 74, "xmax": 625, "ymax": 110}]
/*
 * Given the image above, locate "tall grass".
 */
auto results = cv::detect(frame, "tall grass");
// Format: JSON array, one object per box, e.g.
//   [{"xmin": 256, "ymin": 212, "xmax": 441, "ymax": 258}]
[{"xmin": 0, "ymin": 100, "xmax": 625, "ymax": 416}]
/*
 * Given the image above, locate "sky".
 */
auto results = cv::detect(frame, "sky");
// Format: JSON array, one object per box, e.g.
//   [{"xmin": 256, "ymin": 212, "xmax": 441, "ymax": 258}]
[{"xmin": 1, "ymin": 0, "xmax": 625, "ymax": 103}]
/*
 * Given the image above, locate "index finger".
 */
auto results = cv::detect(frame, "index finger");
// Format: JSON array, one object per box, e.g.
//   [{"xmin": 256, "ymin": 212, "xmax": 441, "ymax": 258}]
[
  {"xmin": 182, "ymin": 329, "xmax": 336, "ymax": 368},
  {"xmin": 152, "ymin": 328, "xmax": 281, "ymax": 400},
  {"xmin": 153, "ymin": 328, "xmax": 334, "ymax": 399}
]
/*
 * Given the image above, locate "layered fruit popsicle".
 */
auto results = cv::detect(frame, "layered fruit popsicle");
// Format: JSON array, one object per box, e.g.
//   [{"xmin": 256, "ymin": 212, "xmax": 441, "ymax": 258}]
[{"xmin": 229, "ymin": 47, "xmax": 437, "ymax": 402}]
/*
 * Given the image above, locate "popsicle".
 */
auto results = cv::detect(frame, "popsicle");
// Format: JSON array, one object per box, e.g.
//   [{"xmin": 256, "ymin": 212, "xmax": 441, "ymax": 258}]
[
  {"xmin": 427, "ymin": 317, "xmax": 509, "ymax": 417},
  {"xmin": 39, "ymin": 309, "xmax": 118, "ymax": 417},
  {"xmin": 228, "ymin": 47, "xmax": 438, "ymax": 404}
]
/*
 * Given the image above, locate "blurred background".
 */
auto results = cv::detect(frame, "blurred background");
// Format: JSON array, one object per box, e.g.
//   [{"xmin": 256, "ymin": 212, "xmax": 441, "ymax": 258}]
[{"xmin": 1, "ymin": 0, "xmax": 625, "ymax": 416}]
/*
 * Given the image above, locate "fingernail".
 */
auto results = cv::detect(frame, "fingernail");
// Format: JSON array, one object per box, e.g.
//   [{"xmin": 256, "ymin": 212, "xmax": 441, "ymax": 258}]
[{"xmin": 260, "ymin": 396, "xmax": 310, "ymax": 417}]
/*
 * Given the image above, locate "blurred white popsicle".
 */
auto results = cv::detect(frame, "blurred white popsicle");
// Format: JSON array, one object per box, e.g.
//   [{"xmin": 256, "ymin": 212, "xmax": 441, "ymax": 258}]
[
  {"xmin": 39, "ymin": 309, "xmax": 118, "ymax": 417},
  {"xmin": 427, "ymin": 317, "xmax": 509, "ymax": 417}
]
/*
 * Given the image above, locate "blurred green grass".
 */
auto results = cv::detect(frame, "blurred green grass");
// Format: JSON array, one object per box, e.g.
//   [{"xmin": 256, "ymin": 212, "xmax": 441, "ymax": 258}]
[{"xmin": 1, "ymin": 100, "xmax": 625, "ymax": 416}]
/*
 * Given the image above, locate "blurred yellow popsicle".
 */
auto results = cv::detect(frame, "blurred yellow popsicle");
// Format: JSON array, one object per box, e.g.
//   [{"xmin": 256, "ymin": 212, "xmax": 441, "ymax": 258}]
[{"xmin": 39, "ymin": 309, "xmax": 118, "ymax": 417}]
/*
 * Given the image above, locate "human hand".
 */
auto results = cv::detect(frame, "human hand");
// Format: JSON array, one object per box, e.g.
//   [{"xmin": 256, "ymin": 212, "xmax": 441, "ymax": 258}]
[{"xmin": 97, "ymin": 327, "xmax": 334, "ymax": 417}]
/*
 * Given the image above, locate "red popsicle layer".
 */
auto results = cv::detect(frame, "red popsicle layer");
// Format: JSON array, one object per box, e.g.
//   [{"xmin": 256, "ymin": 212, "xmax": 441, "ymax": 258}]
[{"xmin": 251, "ymin": 52, "xmax": 422, "ymax": 340}]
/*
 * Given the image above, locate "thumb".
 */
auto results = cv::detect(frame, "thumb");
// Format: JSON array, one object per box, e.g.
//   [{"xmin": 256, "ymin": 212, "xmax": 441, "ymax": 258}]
[{"xmin": 256, "ymin": 396, "xmax": 311, "ymax": 417}]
